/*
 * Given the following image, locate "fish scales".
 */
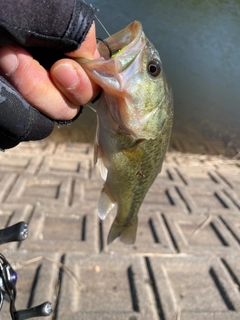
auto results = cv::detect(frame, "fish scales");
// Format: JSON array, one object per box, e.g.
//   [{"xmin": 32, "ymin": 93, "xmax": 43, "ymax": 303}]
[{"xmin": 77, "ymin": 21, "xmax": 173, "ymax": 245}]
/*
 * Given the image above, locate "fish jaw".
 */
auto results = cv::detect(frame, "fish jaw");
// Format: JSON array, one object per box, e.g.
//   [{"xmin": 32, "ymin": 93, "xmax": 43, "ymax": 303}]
[
  {"xmin": 97, "ymin": 20, "xmax": 143, "ymax": 60},
  {"xmin": 77, "ymin": 21, "xmax": 144, "ymax": 92}
]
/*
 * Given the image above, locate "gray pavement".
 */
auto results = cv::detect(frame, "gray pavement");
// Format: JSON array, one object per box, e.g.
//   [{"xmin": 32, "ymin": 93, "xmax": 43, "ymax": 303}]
[{"xmin": 1, "ymin": 141, "xmax": 240, "ymax": 319}]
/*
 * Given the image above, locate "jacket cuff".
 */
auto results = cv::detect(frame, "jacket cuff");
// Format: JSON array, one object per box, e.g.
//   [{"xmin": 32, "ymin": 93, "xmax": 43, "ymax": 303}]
[{"xmin": 64, "ymin": 0, "xmax": 97, "ymax": 51}]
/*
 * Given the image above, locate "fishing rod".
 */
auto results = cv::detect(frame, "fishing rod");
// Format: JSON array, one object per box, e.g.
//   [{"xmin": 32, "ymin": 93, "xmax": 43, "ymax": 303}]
[{"xmin": 0, "ymin": 222, "xmax": 52, "ymax": 320}]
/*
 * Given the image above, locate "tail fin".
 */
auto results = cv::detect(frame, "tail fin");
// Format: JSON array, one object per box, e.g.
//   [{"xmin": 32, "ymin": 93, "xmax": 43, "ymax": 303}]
[{"xmin": 107, "ymin": 217, "xmax": 138, "ymax": 245}]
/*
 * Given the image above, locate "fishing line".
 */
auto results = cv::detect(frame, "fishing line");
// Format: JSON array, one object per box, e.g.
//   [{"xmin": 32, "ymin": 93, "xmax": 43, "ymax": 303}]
[
  {"xmin": 83, "ymin": 0, "xmax": 111, "ymax": 36},
  {"xmin": 81, "ymin": 1, "xmax": 110, "ymax": 107},
  {"xmin": 93, "ymin": 12, "xmax": 111, "ymax": 37},
  {"xmin": 83, "ymin": 1, "xmax": 112, "ymax": 58},
  {"xmin": 85, "ymin": 103, "xmax": 97, "ymax": 113}
]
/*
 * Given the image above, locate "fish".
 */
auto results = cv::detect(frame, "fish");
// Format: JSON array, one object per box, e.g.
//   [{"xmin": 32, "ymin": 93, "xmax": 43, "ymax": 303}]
[{"xmin": 77, "ymin": 21, "xmax": 173, "ymax": 245}]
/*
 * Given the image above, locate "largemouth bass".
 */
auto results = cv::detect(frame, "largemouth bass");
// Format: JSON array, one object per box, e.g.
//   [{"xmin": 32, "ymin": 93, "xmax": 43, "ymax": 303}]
[{"xmin": 77, "ymin": 21, "xmax": 173, "ymax": 245}]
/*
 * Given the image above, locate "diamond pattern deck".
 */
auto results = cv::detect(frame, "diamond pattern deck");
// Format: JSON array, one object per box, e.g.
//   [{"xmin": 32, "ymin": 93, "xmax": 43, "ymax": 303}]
[{"xmin": 0, "ymin": 141, "xmax": 240, "ymax": 319}]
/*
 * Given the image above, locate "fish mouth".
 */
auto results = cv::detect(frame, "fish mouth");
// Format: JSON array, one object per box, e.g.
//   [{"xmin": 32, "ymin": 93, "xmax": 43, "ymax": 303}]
[{"xmin": 97, "ymin": 21, "xmax": 143, "ymax": 60}]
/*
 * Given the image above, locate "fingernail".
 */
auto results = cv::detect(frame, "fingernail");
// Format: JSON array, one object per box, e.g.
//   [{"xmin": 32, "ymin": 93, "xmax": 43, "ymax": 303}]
[
  {"xmin": 52, "ymin": 64, "xmax": 79, "ymax": 89},
  {"xmin": 0, "ymin": 47, "xmax": 18, "ymax": 76}
]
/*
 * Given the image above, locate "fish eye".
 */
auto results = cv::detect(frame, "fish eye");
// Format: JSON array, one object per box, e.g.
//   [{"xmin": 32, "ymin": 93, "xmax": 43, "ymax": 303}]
[{"xmin": 147, "ymin": 60, "xmax": 161, "ymax": 77}]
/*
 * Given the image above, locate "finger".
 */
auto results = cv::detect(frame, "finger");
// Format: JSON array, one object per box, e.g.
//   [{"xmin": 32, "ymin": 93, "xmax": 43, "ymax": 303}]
[
  {"xmin": 0, "ymin": 46, "xmax": 80, "ymax": 120},
  {"xmin": 50, "ymin": 58, "xmax": 99, "ymax": 106},
  {"xmin": 51, "ymin": 22, "xmax": 100, "ymax": 105}
]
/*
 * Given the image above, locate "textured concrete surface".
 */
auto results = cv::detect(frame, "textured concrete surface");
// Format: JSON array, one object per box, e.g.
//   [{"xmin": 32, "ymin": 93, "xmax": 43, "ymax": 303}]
[{"xmin": 1, "ymin": 141, "xmax": 240, "ymax": 319}]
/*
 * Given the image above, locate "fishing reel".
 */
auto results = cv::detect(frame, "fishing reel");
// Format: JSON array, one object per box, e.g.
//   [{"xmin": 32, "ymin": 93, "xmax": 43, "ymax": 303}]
[{"xmin": 0, "ymin": 222, "xmax": 52, "ymax": 320}]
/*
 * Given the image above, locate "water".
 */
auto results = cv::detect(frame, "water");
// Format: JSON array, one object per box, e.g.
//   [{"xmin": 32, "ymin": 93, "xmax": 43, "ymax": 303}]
[{"xmin": 49, "ymin": 0, "xmax": 240, "ymax": 157}]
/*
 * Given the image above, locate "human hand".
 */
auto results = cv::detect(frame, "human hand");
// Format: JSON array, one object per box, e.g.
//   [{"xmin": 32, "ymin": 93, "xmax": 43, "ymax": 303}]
[
  {"xmin": 0, "ymin": 0, "xmax": 98, "ymax": 149},
  {"xmin": 0, "ymin": 22, "xmax": 100, "ymax": 121}
]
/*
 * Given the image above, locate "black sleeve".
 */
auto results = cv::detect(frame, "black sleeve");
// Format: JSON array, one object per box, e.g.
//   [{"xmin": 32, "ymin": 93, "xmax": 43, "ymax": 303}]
[
  {"xmin": 0, "ymin": 0, "xmax": 96, "ymax": 52},
  {"xmin": 0, "ymin": 76, "xmax": 54, "ymax": 150},
  {"xmin": 0, "ymin": 0, "xmax": 96, "ymax": 150}
]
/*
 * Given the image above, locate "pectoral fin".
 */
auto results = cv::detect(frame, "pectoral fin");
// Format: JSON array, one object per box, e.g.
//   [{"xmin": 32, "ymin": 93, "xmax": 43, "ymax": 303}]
[
  {"xmin": 98, "ymin": 185, "xmax": 115, "ymax": 220},
  {"xmin": 94, "ymin": 138, "xmax": 108, "ymax": 181},
  {"xmin": 97, "ymin": 158, "xmax": 108, "ymax": 181}
]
